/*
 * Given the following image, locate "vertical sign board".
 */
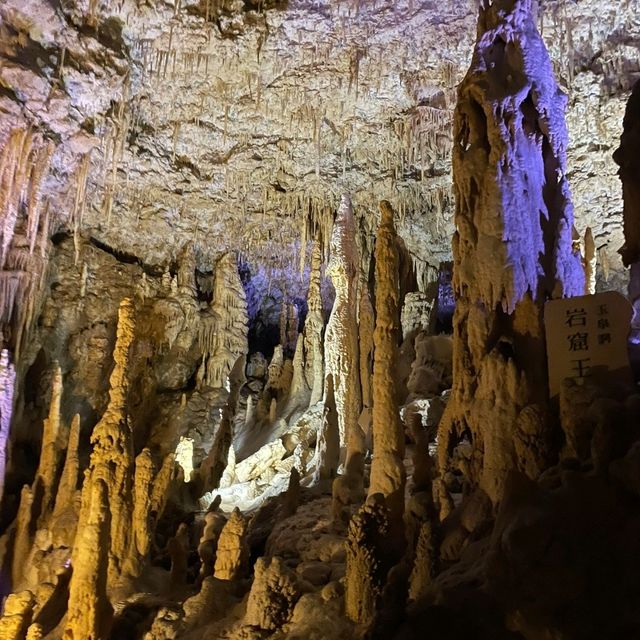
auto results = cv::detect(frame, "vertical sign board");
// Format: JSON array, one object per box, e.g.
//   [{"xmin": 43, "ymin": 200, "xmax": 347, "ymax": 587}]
[{"xmin": 544, "ymin": 291, "xmax": 633, "ymax": 397}]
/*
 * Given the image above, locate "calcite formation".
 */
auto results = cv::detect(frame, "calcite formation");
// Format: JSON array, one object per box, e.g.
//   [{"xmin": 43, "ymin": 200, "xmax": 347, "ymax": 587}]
[
  {"xmin": 304, "ymin": 241, "xmax": 326, "ymax": 407},
  {"xmin": 439, "ymin": 0, "xmax": 584, "ymax": 502},
  {"xmin": 344, "ymin": 494, "xmax": 390, "ymax": 626},
  {"xmin": 245, "ymin": 556, "xmax": 300, "ymax": 631},
  {"xmin": 368, "ymin": 202, "xmax": 405, "ymax": 521},
  {"xmin": 214, "ymin": 507, "xmax": 249, "ymax": 581},
  {"xmin": 0, "ymin": 349, "xmax": 15, "ymax": 505},
  {"xmin": 0, "ymin": 0, "xmax": 639, "ymax": 638},
  {"xmin": 324, "ymin": 194, "xmax": 362, "ymax": 455},
  {"xmin": 199, "ymin": 252, "xmax": 249, "ymax": 389}
]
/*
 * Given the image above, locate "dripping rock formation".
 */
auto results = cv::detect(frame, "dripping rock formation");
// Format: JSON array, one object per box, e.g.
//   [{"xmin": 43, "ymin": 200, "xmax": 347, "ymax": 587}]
[{"xmin": 1, "ymin": 0, "xmax": 640, "ymax": 638}]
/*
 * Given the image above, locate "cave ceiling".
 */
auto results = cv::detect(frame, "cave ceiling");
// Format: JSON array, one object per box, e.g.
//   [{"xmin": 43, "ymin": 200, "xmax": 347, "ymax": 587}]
[{"xmin": 1, "ymin": 0, "xmax": 639, "ymax": 288}]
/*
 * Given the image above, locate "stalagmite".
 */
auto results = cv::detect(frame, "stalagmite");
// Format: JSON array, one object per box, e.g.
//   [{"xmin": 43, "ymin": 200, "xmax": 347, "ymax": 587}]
[
  {"xmin": 200, "ymin": 253, "xmax": 249, "ymax": 389},
  {"xmin": 83, "ymin": 297, "xmax": 136, "ymax": 585},
  {"xmin": 0, "ymin": 590, "xmax": 35, "ymax": 640},
  {"xmin": 583, "ymin": 227, "xmax": 597, "ymax": 295},
  {"xmin": 131, "ymin": 448, "xmax": 155, "ymax": 565},
  {"xmin": 344, "ymin": 494, "xmax": 390, "ymax": 626},
  {"xmin": 0, "ymin": 348, "xmax": 16, "ymax": 505},
  {"xmin": 368, "ymin": 201, "xmax": 405, "ymax": 521},
  {"xmin": 53, "ymin": 414, "xmax": 80, "ymax": 513},
  {"xmin": 358, "ymin": 278, "xmax": 375, "ymax": 414},
  {"xmin": 245, "ymin": 556, "xmax": 300, "ymax": 630},
  {"xmin": 34, "ymin": 364, "xmax": 63, "ymax": 519},
  {"xmin": 282, "ymin": 333, "xmax": 311, "ymax": 420},
  {"xmin": 438, "ymin": 0, "xmax": 584, "ymax": 503},
  {"xmin": 324, "ymin": 194, "xmax": 361, "ymax": 454},
  {"xmin": 12, "ymin": 485, "xmax": 34, "ymax": 588},
  {"xmin": 198, "ymin": 501, "xmax": 226, "ymax": 580},
  {"xmin": 313, "ymin": 374, "xmax": 340, "ymax": 483},
  {"xmin": 64, "ymin": 477, "xmax": 112, "ymax": 640},
  {"xmin": 214, "ymin": 507, "xmax": 249, "ymax": 580},
  {"xmin": 304, "ymin": 240, "xmax": 325, "ymax": 406},
  {"xmin": 279, "ymin": 301, "xmax": 299, "ymax": 356}
]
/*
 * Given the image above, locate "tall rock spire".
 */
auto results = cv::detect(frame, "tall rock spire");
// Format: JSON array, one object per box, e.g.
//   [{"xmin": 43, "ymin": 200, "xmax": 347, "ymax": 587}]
[{"xmin": 439, "ymin": 0, "xmax": 584, "ymax": 502}]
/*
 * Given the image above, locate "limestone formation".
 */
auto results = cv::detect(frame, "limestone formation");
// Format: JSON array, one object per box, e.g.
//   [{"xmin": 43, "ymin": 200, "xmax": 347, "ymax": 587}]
[
  {"xmin": 304, "ymin": 241, "xmax": 326, "ymax": 406},
  {"xmin": 199, "ymin": 252, "xmax": 249, "ymax": 389},
  {"xmin": 0, "ymin": 348, "xmax": 16, "ymax": 505},
  {"xmin": 214, "ymin": 507, "xmax": 249, "ymax": 581},
  {"xmin": 583, "ymin": 227, "xmax": 597, "ymax": 295},
  {"xmin": 86, "ymin": 297, "xmax": 136, "ymax": 584},
  {"xmin": 358, "ymin": 278, "xmax": 375, "ymax": 416},
  {"xmin": 198, "ymin": 501, "xmax": 227, "ymax": 580},
  {"xmin": 439, "ymin": 0, "xmax": 584, "ymax": 503},
  {"xmin": 407, "ymin": 519, "xmax": 439, "ymax": 602},
  {"xmin": 345, "ymin": 494, "xmax": 390, "ymax": 626},
  {"xmin": 11, "ymin": 485, "xmax": 34, "ymax": 588},
  {"xmin": 245, "ymin": 556, "xmax": 300, "ymax": 631},
  {"xmin": 279, "ymin": 301, "xmax": 299, "ymax": 356},
  {"xmin": 64, "ymin": 477, "xmax": 112, "ymax": 640},
  {"xmin": 368, "ymin": 202, "xmax": 406, "ymax": 521},
  {"xmin": 33, "ymin": 364, "xmax": 63, "ymax": 520},
  {"xmin": 313, "ymin": 374, "xmax": 340, "ymax": 483},
  {"xmin": 0, "ymin": 590, "xmax": 35, "ymax": 640},
  {"xmin": 52, "ymin": 414, "xmax": 81, "ymax": 523},
  {"xmin": 324, "ymin": 194, "xmax": 362, "ymax": 454}
]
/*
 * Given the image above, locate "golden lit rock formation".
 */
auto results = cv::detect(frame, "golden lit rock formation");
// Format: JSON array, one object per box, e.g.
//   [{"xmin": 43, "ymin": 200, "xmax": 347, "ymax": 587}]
[{"xmin": 368, "ymin": 202, "xmax": 405, "ymax": 521}]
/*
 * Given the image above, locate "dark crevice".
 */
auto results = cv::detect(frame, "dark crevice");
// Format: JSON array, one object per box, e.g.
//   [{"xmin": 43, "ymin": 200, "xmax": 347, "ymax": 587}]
[{"xmin": 88, "ymin": 237, "xmax": 165, "ymax": 277}]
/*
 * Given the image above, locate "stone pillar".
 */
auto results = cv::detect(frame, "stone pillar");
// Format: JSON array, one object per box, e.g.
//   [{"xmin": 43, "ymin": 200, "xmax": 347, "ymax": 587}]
[
  {"xmin": 304, "ymin": 241, "xmax": 325, "ymax": 406},
  {"xmin": 438, "ymin": 0, "xmax": 584, "ymax": 503},
  {"xmin": 324, "ymin": 194, "xmax": 362, "ymax": 456},
  {"xmin": 85, "ymin": 297, "xmax": 136, "ymax": 584},
  {"xmin": 368, "ymin": 202, "xmax": 405, "ymax": 521}
]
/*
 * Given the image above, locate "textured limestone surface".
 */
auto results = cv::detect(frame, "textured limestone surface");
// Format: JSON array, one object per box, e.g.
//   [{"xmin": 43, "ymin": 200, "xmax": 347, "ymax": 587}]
[{"xmin": 1, "ymin": 0, "xmax": 639, "ymax": 314}]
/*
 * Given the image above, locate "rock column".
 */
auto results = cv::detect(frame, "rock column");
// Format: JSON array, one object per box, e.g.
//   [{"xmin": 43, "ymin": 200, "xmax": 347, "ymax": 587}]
[
  {"xmin": 368, "ymin": 202, "xmax": 405, "ymax": 521},
  {"xmin": 438, "ymin": 0, "xmax": 584, "ymax": 503}
]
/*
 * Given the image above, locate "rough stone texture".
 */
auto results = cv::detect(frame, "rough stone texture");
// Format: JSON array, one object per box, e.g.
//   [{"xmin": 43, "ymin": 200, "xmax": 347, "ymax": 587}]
[
  {"xmin": 64, "ymin": 477, "xmax": 112, "ymax": 640},
  {"xmin": 245, "ymin": 556, "xmax": 300, "ymax": 631},
  {"xmin": 0, "ymin": 590, "xmax": 35, "ymax": 640},
  {"xmin": 199, "ymin": 252, "xmax": 248, "ymax": 389},
  {"xmin": 214, "ymin": 507, "xmax": 249, "ymax": 581},
  {"xmin": 324, "ymin": 194, "xmax": 361, "ymax": 454},
  {"xmin": 344, "ymin": 494, "xmax": 390, "ymax": 626},
  {"xmin": 303, "ymin": 241, "xmax": 325, "ymax": 407},
  {"xmin": 368, "ymin": 202, "xmax": 405, "ymax": 521},
  {"xmin": 87, "ymin": 297, "xmax": 136, "ymax": 584},
  {"xmin": 438, "ymin": 0, "xmax": 584, "ymax": 503}
]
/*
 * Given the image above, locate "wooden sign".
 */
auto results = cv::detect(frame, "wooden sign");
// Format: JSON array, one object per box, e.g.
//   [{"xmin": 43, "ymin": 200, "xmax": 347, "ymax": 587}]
[{"xmin": 544, "ymin": 291, "xmax": 633, "ymax": 397}]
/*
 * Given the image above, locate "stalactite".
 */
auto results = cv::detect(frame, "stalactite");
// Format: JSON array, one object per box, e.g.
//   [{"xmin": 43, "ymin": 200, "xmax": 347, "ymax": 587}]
[{"xmin": 72, "ymin": 154, "xmax": 91, "ymax": 266}]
